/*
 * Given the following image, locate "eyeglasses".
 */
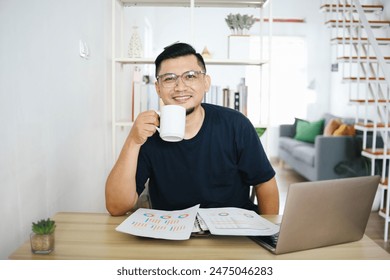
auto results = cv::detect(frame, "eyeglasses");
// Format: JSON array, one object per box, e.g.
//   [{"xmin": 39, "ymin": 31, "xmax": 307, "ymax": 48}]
[{"xmin": 156, "ymin": 70, "xmax": 206, "ymax": 88}]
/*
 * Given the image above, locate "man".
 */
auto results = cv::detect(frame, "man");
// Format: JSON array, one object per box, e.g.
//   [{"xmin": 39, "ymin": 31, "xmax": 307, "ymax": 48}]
[{"xmin": 105, "ymin": 42, "xmax": 279, "ymax": 216}]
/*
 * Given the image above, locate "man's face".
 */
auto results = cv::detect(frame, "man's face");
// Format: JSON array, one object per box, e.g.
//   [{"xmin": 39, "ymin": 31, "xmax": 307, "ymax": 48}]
[{"xmin": 155, "ymin": 55, "xmax": 211, "ymax": 113}]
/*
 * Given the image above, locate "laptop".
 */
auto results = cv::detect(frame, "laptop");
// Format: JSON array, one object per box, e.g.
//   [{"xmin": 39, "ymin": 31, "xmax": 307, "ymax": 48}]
[{"xmin": 250, "ymin": 175, "xmax": 380, "ymax": 254}]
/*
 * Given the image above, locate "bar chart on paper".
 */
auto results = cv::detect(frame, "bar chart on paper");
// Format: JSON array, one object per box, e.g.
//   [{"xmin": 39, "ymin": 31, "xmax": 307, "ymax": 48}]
[{"xmin": 116, "ymin": 205, "xmax": 200, "ymax": 240}]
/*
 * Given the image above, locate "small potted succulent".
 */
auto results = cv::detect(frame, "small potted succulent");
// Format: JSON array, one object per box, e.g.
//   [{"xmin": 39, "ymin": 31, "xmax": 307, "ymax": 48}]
[{"xmin": 30, "ymin": 218, "xmax": 56, "ymax": 254}]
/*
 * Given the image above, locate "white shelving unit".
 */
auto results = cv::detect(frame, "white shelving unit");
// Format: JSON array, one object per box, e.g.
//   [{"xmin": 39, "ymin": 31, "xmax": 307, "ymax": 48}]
[
  {"xmin": 115, "ymin": 57, "xmax": 267, "ymax": 65},
  {"xmin": 111, "ymin": 0, "xmax": 271, "ymax": 159}
]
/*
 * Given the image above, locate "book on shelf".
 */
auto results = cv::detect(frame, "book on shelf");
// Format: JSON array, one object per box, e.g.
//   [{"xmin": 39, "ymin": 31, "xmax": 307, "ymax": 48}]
[
  {"xmin": 116, "ymin": 204, "xmax": 279, "ymax": 240},
  {"xmin": 131, "ymin": 67, "xmax": 142, "ymax": 121},
  {"xmin": 220, "ymin": 81, "xmax": 247, "ymax": 114},
  {"xmin": 203, "ymin": 85, "xmax": 223, "ymax": 106},
  {"xmin": 238, "ymin": 78, "xmax": 248, "ymax": 116},
  {"xmin": 222, "ymin": 87, "xmax": 230, "ymax": 108},
  {"xmin": 234, "ymin": 91, "xmax": 240, "ymax": 111},
  {"xmin": 132, "ymin": 82, "xmax": 160, "ymax": 121}
]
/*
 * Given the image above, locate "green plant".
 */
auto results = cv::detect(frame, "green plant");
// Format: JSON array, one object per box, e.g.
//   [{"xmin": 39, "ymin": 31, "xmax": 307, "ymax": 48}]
[
  {"xmin": 225, "ymin": 13, "xmax": 256, "ymax": 32},
  {"xmin": 255, "ymin": 127, "xmax": 266, "ymax": 138},
  {"xmin": 242, "ymin": 14, "xmax": 256, "ymax": 30},
  {"xmin": 32, "ymin": 218, "xmax": 56, "ymax": 235}
]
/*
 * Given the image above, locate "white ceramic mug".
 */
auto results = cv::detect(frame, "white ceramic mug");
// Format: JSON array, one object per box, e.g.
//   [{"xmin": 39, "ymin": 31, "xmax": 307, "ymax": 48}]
[{"xmin": 157, "ymin": 105, "xmax": 186, "ymax": 142}]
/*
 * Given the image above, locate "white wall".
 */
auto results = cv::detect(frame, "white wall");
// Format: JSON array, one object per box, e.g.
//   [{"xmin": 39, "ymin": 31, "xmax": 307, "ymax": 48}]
[{"xmin": 0, "ymin": 0, "xmax": 111, "ymax": 259}]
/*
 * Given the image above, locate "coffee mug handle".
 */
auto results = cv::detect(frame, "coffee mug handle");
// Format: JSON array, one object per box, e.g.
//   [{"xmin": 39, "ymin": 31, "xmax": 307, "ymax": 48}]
[{"xmin": 155, "ymin": 110, "xmax": 160, "ymax": 133}]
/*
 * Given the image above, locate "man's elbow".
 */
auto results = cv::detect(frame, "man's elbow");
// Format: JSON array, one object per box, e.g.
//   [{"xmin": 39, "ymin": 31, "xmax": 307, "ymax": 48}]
[
  {"xmin": 106, "ymin": 205, "xmax": 127, "ymax": 216},
  {"xmin": 105, "ymin": 197, "xmax": 137, "ymax": 216}
]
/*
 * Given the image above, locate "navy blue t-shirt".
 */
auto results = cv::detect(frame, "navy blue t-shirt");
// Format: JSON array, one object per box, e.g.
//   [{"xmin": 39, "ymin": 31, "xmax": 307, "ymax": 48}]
[{"xmin": 136, "ymin": 103, "xmax": 275, "ymax": 212}]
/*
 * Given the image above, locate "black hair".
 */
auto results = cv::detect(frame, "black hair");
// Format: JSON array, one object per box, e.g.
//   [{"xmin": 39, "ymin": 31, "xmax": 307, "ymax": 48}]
[{"xmin": 154, "ymin": 42, "xmax": 206, "ymax": 78}]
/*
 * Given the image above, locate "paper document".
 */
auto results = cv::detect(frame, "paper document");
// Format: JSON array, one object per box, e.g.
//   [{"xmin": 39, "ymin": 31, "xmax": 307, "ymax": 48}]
[
  {"xmin": 116, "ymin": 205, "xmax": 279, "ymax": 240},
  {"xmin": 116, "ymin": 204, "xmax": 200, "ymax": 240},
  {"xmin": 198, "ymin": 207, "xmax": 280, "ymax": 236}
]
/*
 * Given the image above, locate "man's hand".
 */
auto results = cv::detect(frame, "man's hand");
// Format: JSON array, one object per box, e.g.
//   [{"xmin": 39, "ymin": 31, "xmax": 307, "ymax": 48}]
[{"xmin": 129, "ymin": 110, "xmax": 160, "ymax": 145}]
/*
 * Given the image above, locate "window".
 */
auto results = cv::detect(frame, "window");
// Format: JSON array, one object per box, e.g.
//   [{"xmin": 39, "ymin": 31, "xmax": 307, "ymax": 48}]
[{"xmin": 247, "ymin": 36, "xmax": 309, "ymax": 155}]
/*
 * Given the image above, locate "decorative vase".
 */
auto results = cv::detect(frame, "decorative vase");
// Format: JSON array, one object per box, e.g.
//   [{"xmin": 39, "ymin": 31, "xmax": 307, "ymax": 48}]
[
  {"xmin": 201, "ymin": 46, "xmax": 212, "ymax": 59},
  {"xmin": 30, "ymin": 232, "xmax": 55, "ymax": 254},
  {"xmin": 128, "ymin": 26, "xmax": 143, "ymax": 58}
]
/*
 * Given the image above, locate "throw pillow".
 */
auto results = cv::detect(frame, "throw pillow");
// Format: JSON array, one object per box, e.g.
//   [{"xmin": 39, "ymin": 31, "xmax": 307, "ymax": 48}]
[
  {"xmin": 323, "ymin": 118, "xmax": 342, "ymax": 136},
  {"xmin": 294, "ymin": 119, "xmax": 325, "ymax": 143},
  {"xmin": 333, "ymin": 124, "xmax": 356, "ymax": 136},
  {"xmin": 292, "ymin": 117, "xmax": 307, "ymax": 135}
]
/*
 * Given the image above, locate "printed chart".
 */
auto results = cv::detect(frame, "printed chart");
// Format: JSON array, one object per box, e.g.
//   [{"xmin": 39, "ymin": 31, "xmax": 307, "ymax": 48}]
[
  {"xmin": 198, "ymin": 208, "xmax": 280, "ymax": 236},
  {"xmin": 116, "ymin": 204, "xmax": 200, "ymax": 240}
]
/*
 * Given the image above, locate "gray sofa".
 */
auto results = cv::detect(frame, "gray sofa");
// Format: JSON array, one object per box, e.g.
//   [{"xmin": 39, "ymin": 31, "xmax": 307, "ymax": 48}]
[{"xmin": 278, "ymin": 113, "xmax": 367, "ymax": 181}]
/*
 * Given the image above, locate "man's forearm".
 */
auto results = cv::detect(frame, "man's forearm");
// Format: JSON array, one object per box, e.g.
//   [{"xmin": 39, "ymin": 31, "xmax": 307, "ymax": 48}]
[{"xmin": 105, "ymin": 139, "xmax": 141, "ymax": 216}]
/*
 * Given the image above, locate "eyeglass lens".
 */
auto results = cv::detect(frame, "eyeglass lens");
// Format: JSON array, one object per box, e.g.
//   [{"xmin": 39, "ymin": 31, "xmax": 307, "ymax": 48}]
[{"xmin": 158, "ymin": 71, "xmax": 204, "ymax": 88}]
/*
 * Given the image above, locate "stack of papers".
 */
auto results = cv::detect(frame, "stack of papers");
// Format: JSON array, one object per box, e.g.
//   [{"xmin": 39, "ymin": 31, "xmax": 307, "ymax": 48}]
[{"xmin": 116, "ymin": 204, "xmax": 280, "ymax": 240}]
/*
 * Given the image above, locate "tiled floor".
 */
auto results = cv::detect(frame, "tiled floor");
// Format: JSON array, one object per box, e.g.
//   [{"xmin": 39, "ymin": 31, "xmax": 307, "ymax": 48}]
[{"xmin": 273, "ymin": 160, "xmax": 390, "ymax": 254}]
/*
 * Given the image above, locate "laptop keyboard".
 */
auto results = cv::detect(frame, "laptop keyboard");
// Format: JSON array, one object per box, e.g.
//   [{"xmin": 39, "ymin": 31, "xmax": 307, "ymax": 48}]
[
  {"xmin": 251, "ymin": 232, "xmax": 280, "ymax": 249},
  {"xmin": 264, "ymin": 232, "xmax": 279, "ymax": 248}
]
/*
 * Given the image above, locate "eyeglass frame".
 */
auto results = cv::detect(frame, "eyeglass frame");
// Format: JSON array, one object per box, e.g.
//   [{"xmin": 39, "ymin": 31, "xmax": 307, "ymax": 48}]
[{"xmin": 156, "ymin": 70, "xmax": 206, "ymax": 88}]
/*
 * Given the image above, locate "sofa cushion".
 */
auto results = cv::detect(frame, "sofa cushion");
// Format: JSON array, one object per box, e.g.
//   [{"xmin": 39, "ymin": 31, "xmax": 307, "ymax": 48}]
[
  {"xmin": 292, "ymin": 117, "xmax": 306, "ymax": 135},
  {"xmin": 323, "ymin": 113, "xmax": 338, "ymax": 127},
  {"xmin": 279, "ymin": 137, "xmax": 312, "ymax": 151},
  {"xmin": 333, "ymin": 124, "xmax": 356, "ymax": 136},
  {"xmin": 323, "ymin": 118, "xmax": 342, "ymax": 136},
  {"xmin": 294, "ymin": 119, "xmax": 324, "ymax": 143},
  {"xmin": 323, "ymin": 113, "xmax": 355, "ymax": 125},
  {"xmin": 291, "ymin": 145, "xmax": 316, "ymax": 167}
]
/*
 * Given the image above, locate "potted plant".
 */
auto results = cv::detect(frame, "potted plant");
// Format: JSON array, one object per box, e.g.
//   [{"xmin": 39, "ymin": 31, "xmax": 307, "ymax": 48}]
[
  {"xmin": 225, "ymin": 13, "xmax": 256, "ymax": 35},
  {"xmin": 30, "ymin": 218, "xmax": 56, "ymax": 254},
  {"xmin": 255, "ymin": 127, "xmax": 266, "ymax": 138}
]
